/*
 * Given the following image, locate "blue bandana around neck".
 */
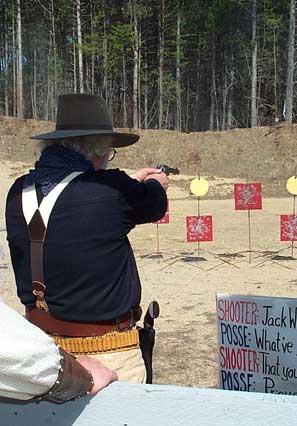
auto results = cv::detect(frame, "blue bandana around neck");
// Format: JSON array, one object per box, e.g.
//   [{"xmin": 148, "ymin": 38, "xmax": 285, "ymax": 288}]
[{"xmin": 25, "ymin": 145, "xmax": 94, "ymax": 196}]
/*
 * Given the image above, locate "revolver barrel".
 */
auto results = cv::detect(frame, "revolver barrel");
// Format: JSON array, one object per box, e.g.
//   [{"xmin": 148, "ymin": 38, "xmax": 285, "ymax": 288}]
[{"xmin": 155, "ymin": 164, "xmax": 180, "ymax": 176}]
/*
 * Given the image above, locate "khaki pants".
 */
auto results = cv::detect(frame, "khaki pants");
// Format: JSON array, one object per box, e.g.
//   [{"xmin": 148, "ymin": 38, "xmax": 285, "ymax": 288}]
[{"xmin": 89, "ymin": 347, "xmax": 147, "ymax": 383}]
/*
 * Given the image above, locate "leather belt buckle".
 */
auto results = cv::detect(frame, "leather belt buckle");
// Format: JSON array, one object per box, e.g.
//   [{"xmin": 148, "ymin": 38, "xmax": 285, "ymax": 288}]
[{"xmin": 116, "ymin": 308, "xmax": 135, "ymax": 331}]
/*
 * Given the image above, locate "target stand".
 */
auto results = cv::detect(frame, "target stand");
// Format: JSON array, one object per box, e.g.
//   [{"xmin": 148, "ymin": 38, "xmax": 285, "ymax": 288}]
[
  {"xmin": 282, "ymin": 174, "xmax": 297, "ymax": 258},
  {"xmin": 139, "ymin": 202, "xmax": 175, "ymax": 262},
  {"xmin": 180, "ymin": 176, "xmax": 238, "ymax": 269},
  {"xmin": 252, "ymin": 173, "xmax": 297, "ymax": 269},
  {"xmin": 234, "ymin": 182, "xmax": 263, "ymax": 264},
  {"xmin": 183, "ymin": 176, "xmax": 210, "ymax": 262}
]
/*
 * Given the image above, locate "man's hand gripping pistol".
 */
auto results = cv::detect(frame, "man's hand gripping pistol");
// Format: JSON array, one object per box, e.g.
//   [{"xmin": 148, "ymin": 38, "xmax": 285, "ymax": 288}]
[{"xmin": 155, "ymin": 164, "xmax": 180, "ymax": 176}]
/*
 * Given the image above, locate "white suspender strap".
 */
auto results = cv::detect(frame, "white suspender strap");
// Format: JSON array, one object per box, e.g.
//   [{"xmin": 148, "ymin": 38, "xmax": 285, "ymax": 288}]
[
  {"xmin": 22, "ymin": 184, "xmax": 38, "ymax": 225},
  {"xmin": 22, "ymin": 171, "xmax": 83, "ymax": 227}
]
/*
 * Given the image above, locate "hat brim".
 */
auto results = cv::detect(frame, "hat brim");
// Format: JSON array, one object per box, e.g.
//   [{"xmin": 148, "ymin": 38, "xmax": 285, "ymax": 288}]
[{"xmin": 30, "ymin": 129, "xmax": 139, "ymax": 147}]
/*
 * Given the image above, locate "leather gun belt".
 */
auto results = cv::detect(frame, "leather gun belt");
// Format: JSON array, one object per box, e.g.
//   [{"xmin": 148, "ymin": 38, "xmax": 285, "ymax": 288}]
[
  {"xmin": 26, "ymin": 307, "xmax": 141, "ymax": 354},
  {"xmin": 26, "ymin": 307, "xmax": 142, "ymax": 337}
]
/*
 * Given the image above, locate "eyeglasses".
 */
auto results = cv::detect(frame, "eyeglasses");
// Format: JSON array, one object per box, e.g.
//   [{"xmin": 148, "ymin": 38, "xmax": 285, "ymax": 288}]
[{"xmin": 108, "ymin": 148, "xmax": 117, "ymax": 162}]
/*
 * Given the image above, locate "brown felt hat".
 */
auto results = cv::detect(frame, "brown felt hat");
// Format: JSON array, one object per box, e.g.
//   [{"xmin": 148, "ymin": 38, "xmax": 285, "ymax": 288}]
[{"xmin": 30, "ymin": 94, "xmax": 139, "ymax": 148}]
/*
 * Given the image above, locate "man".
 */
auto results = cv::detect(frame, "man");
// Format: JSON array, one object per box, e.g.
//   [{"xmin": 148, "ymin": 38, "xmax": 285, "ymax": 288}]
[
  {"xmin": 6, "ymin": 94, "xmax": 168, "ymax": 383},
  {"xmin": 0, "ymin": 298, "xmax": 117, "ymax": 403}
]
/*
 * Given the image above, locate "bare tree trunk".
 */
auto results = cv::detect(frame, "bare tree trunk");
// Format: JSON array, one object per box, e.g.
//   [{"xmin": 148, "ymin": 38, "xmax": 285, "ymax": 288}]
[
  {"xmin": 46, "ymin": 22, "xmax": 53, "ymax": 122},
  {"xmin": 45, "ymin": 52, "xmax": 51, "ymax": 120},
  {"xmin": 222, "ymin": 67, "xmax": 227, "ymax": 131},
  {"xmin": 138, "ymin": 30, "xmax": 141, "ymax": 128},
  {"xmin": 158, "ymin": 0, "xmax": 164, "ymax": 129},
  {"xmin": 122, "ymin": 53, "xmax": 127, "ymax": 127},
  {"xmin": 209, "ymin": 34, "xmax": 216, "ymax": 131},
  {"xmin": 273, "ymin": 26, "xmax": 278, "ymax": 120},
  {"xmin": 133, "ymin": 3, "xmax": 138, "ymax": 128},
  {"xmin": 227, "ymin": 97, "xmax": 233, "ymax": 129},
  {"xmin": 32, "ymin": 48, "xmax": 37, "ymax": 119},
  {"xmin": 91, "ymin": 9, "xmax": 95, "ymax": 94},
  {"xmin": 194, "ymin": 56, "xmax": 200, "ymax": 130},
  {"xmin": 12, "ymin": 5, "xmax": 16, "ymax": 117},
  {"xmin": 210, "ymin": 91, "xmax": 215, "ymax": 131},
  {"xmin": 102, "ymin": 5, "xmax": 108, "ymax": 99},
  {"xmin": 130, "ymin": 0, "xmax": 139, "ymax": 128},
  {"xmin": 51, "ymin": 0, "xmax": 57, "ymax": 114},
  {"xmin": 76, "ymin": 0, "xmax": 84, "ymax": 93},
  {"xmin": 4, "ymin": 10, "xmax": 9, "ymax": 115},
  {"xmin": 16, "ymin": 0, "xmax": 23, "ymax": 118},
  {"xmin": 210, "ymin": 80, "xmax": 219, "ymax": 131},
  {"xmin": 227, "ymin": 69, "xmax": 234, "ymax": 130},
  {"xmin": 251, "ymin": 0, "xmax": 257, "ymax": 127},
  {"xmin": 144, "ymin": 47, "xmax": 148, "ymax": 129},
  {"xmin": 185, "ymin": 77, "xmax": 190, "ymax": 132},
  {"xmin": 215, "ymin": 87, "xmax": 219, "ymax": 130},
  {"xmin": 84, "ymin": 63, "xmax": 89, "ymax": 93},
  {"xmin": 91, "ymin": 56, "xmax": 95, "ymax": 94},
  {"xmin": 285, "ymin": 0, "xmax": 295, "ymax": 124},
  {"xmin": 73, "ymin": 25, "xmax": 77, "ymax": 93},
  {"xmin": 165, "ymin": 102, "xmax": 169, "ymax": 128},
  {"xmin": 108, "ymin": 82, "xmax": 113, "ymax": 116},
  {"xmin": 176, "ymin": 8, "xmax": 181, "ymax": 132}
]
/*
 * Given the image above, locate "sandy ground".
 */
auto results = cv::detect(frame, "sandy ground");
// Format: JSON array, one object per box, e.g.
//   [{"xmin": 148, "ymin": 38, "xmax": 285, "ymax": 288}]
[{"xmin": 1, "ymin": 161, "xmax": 297, "ymax": 389}]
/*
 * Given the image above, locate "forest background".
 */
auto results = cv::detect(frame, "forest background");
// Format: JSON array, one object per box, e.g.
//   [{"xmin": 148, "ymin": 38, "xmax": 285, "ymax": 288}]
[{"xmin": 0, "ymin": 0, "xmax": 296, "ymax": 133}]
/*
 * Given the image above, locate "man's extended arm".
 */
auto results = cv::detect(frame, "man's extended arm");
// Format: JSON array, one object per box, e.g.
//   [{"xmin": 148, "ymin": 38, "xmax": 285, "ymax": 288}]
[{"xmin": 125, "ymin": 168, "xmax": 168, "ymax": 224}]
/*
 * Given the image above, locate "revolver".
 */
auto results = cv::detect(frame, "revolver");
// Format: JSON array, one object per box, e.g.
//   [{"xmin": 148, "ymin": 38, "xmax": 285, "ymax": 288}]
[{"xmin": 155, "ymin": 164, "xmax": 180, "ymax": 176}]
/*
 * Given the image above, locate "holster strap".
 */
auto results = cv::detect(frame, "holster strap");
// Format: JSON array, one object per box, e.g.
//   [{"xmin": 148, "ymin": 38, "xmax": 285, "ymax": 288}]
[{"xmin": 53, "ymin": 329, "xmax": 140, "ymax": 355}]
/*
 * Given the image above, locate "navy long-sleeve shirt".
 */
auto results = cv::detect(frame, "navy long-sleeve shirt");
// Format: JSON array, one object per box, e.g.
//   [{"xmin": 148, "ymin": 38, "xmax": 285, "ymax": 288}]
[{"xmin": 5, "ymin": 169, "xmax": 167, "ymax": 322}]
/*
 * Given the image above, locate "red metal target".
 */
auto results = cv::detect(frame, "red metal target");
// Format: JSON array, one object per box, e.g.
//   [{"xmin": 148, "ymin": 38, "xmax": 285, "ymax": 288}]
[
  {"xmin": 280, "ymin": 215, "xmax": 297, "ymax": 241},
  {"xmin": 234, "ymin": 183, "xmax": 262, "ymax": 210},
  {"xmin": 186, "ymin": 216, "xmax": 213, "ymax": 242}
]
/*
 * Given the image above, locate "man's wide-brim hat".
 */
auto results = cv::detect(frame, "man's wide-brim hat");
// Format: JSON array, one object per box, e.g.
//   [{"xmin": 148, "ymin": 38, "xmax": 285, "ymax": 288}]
[{"xmin": 30, "ymin": 94, "xmax": 139, "ymax": 148}]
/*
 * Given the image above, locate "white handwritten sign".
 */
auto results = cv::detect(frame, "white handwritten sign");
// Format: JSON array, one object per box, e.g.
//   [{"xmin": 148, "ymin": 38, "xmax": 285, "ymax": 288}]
[{"xmin": 217, "ymin": 294, "xmax": 297, "ymax": 396}]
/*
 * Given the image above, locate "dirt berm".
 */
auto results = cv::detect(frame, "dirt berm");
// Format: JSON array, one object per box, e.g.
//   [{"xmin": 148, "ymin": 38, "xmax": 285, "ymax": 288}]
[{"xmin": 1, "ymin": 116, "xmax": 297, "ymax": 198}]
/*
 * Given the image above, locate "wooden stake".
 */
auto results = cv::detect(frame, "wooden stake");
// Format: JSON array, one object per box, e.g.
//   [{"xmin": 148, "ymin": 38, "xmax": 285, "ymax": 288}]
[
  {"xmin": 248, "ymin": 209, "xmax": 252, "ymax": 264},
  {"xmin": 197, "ymin": 196, "xmax": 200, "ymax": 258},
  {"xmin": 291, "ymin": 195, "xmax": 296, "ymax": 257}
]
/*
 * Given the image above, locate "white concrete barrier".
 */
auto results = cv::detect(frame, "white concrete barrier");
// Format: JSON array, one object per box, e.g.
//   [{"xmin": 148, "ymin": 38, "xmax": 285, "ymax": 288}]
[{"xmin": 0, "ymin": 382, "xmax": 296, "ymax": 426}]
